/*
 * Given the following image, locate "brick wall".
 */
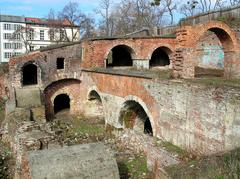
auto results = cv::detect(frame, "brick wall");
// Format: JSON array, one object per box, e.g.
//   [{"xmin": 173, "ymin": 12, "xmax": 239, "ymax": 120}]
[
  {"xmin": 174, "ymin": 21, "xmax": 240, "ymax": 78},
  {"xmin": 44, "ymin": 79, "xmax": 81, "ymax": 120},
  {"xmin": 81, "ymin": 38, "xmax": 176, "ymax": 69},
  {"xmin": 79, "ymin": 71, "xmax": 240, "ymax": 155},
  {"xmin": 9, "ymin": 44, "xmax": 82, "ymax": 89}
]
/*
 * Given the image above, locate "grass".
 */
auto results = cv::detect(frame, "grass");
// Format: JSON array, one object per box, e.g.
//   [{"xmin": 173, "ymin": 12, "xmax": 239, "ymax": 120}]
[
  {"xmin": 51, "ymin": 114, "xmax": 106, "ymax": 146},
  {"xmin": 185, "ymin": 77, "xmax": 240, "ymax": 88},
  {"xmin": 118, "ymin": 155, "xmax": 150, "ymax": 179},
  {"xmin": 165, "ymin": 148, "xmax": 240, "ymax": 179},
  {"xmin": 0, "ymin": 98, "xmax": 5, "ymax": 125},
  {"xmin": 216, "ymin": 16, "xmax": 240, "ymax": 28},
  {"xmin": 158, "ymin": 141, "xmax": 191, "ymax": 161},
  {"xmin": 73, "ymin": 123, "xmax": 105, "ymax": 136},
  {"xmin": 0, "ymin": 141, "xmax": 14, "ymax": 179}
]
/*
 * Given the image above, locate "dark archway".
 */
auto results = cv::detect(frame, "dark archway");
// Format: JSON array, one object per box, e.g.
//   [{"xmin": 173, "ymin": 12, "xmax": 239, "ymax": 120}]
[
  {"xmin": 119, "ymin": 100, "xmax": 153, "ymax": 136},
  {"xmin": 150, "ymin": 47, "xmax": 171, "ymax": 67},
  {"xmin": 54, "ymin": 94, "xmax": 70, "ymax": 114},
  {"xmin": 106, "ymin": 45, "xmax": 133, "ymax": 67},
  {"xmin": 88, "ymin": 90, "xmax": 102, "ymax": 103},
  {"xmin": 22, "ymin": 63, "xmax": 38, "ymax": 86}
]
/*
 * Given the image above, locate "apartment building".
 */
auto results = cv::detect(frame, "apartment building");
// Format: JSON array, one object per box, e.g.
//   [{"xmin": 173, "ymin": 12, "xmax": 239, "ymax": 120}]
[
  {"xmin": 0, "ymin": 15, "xmax": 80, "ymax": 63},
  {"xmin": 0, "ymin": 15, "xmax": 26, "ymax": 62}
]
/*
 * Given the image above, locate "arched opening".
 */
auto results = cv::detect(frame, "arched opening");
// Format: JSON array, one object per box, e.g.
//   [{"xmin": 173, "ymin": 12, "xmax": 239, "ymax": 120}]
[
  {"xmin": 150, "ymin": 47, "xmax": 171, "ymax": 67},
  {"xmin": 195, "ymin": 27, "xmax": 234, "ymax": 77},
  {"xmin": 44, "ymin": 79, "xmax": 81, "ymax": 120},
  {"xmin": 85, "ymin": 90, "xmax": 104, "ymax": 119},
  {"xmin": 88, "ymin": 90, "xmax": 102, "ymax": 102},
  {"xmin": 54, "ymin": 94, "xmax": 70, "ymax": 114},
  {"xmin": 106, "ymin": 45, "xmax": 133, "ymax": 67},
  {"xmin": 119, "ymin": 100, "xmax": 153, "ymax": 136},
  {"xmin": 22, "ymin": 63, "xmax": 38, "ymax": 86}
]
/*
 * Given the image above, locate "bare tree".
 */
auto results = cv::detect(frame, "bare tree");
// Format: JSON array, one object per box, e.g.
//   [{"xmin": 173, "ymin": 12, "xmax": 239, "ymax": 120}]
[
  {"xmin": 58, "ymin": 2, "xmax": 85, "ymax": 42},
  {"xmin": 152, "ymin": 0, "xmax": 176, "ymax": 25},
  {"xmin": 180, "ymin": 0, "xmax": 199, "ymax": 17},
  {"xmin": 47, "ymin": 2, "xmax": 95, "ymax": 41},
  {"xmin": 180, "ymin": 0, "xmax": 226, "ymax": 17},
  {"xmin": 96, "ymin": 0, "xmax": 113, "ymax": 36},
  {"xmin": 198, "ymin": 0, "xmax": 225, "ymax": 12},
  {"xmin": 10, "ymin": 26, "xmax": 37, "ymax": 54},
  {"xmin": 81, "ymin": 16, "xmax": 96, "ymax": 39},
  {"xmin": 230, "ymin": 0, "xmax": 240, "ymax": 5},
  {"xmin": 110, "ymin": 0, "xmax": 167, "ymax": 35}
]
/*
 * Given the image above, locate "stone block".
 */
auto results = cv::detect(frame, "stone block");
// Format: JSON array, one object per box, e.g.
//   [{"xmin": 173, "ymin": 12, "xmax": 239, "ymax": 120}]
[
  {"xmin": 16, "ymin": 88, "xmax": 42, "ymax": 108},
  {"xmin": 27, "ymin": 143, "xmax": 120, "ymax": 179}
]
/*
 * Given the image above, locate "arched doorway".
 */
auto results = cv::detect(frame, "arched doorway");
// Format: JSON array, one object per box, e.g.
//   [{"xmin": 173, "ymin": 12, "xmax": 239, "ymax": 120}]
[
  {"xmin": 119, "ymin": 100, "xmax": 153, "ymax": 136},
  {"xmin": 195, "ymin": 27, "xmax": 234, "ymax": 78},
  {"xmin": 54, "ymin": 94, "xmax": 70, "ymax": 114},
  {"xmin": 106, "ymin": 45, "xmax": 133, "ymax": 67},
  {"xmin": 150, "ymin": 47, "xmax": 171, "ymax": 68},
  {"xmin": 22, "ymin": 63, "xmax": 38, "ymax": 86},
  {"xmin": 84, "ymin": 90, "xmax": 104, "ymax": 119}
]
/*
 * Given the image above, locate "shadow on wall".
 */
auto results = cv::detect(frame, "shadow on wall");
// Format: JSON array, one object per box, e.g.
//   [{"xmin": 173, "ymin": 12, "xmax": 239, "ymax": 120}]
[
  {"xmin": 195, "ymin": 27, "xmax": 234, "ymax": 78},
  {"xmin": 54, "ymin": 93, "xmax": 70, "ymax": 114},
  {"xmin": 106, "ymin": 45, "xmax": 134, "ymax": 67},
  {"xmin": 150, "ymin": 47, "xmax": 171, "ymax": 68},
  {"xmin": 119, "ymin": 100, "xmax": 153, "ymax": 136}
]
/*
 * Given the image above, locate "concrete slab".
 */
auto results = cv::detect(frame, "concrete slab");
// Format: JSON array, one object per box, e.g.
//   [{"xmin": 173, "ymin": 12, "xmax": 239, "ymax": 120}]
[{"xmin": 28, "ymin": 143, "xmax": 120, "ymax": 179}]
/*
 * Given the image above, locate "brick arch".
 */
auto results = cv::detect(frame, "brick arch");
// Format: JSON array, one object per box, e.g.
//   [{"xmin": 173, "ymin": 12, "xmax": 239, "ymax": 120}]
[
  {"xmin": 87, "ymin": 86, "xmax": 102, "ymax": 101},
  {"xmin": 43, "ymin": 78, "xmax": 81, "ymax": 120},
  {"xmin": 192, "ymin": 21, "xmax": 238, "ymax": 50},
  {"xmin": 117, "ymin": 95, "xmax": 156, "ymax": 136},
  {"xmin": 86, "ymin": 87, "xmax": 107, "ymax": 121},
  {"xmin": 147, "ymin": 44, "xmax": 174, "ymax": 60},
  {"xmin": 178, "ymin": 21, "xmax": 240, "ymax": 78}
]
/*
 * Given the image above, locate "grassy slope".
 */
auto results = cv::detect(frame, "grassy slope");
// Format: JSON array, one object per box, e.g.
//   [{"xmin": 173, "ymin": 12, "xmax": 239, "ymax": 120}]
[{"xmin": 166, "ymin": 148, "xmax": 240, "ymax": 179}]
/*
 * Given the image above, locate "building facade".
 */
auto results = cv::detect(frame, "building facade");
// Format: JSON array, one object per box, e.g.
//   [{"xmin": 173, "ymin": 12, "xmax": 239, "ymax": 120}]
[{"xmin": 0, "ymin": 15, "xmax": 80, "ymax": 63}]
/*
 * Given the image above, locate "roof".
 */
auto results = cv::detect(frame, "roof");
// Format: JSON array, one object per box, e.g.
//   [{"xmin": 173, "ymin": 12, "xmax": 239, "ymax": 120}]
[
  {"xmin": 0, "ymin": 14, "xmax": 25, "ymax": 23},
  {"xmin": 9, "ymin": 51, "xmax": 43, "ymax": 66},
  {"xmin": 25, "ymin": 17, "xmax": 78, "ymax": 27}
]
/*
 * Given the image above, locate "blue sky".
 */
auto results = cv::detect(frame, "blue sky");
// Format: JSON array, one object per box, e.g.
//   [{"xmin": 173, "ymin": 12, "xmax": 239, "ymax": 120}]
[
  {"xmin": 0, "ymin": 0, "xmax": 101, "ymax": 18},
  {"xmin": 0, "ymin": 0, "xmax": 185, "ymax": 25}
]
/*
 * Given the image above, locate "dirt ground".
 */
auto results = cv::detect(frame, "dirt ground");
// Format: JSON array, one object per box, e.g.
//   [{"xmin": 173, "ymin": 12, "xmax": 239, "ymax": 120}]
[{"xmin": 50, "ymin": 110, "xmax": 152, "ymax": 179}]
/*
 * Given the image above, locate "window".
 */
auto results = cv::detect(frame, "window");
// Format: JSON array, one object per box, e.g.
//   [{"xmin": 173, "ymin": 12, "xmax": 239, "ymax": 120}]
[
  {"xmin": 40, "ymin": 30, "xmax": 44, "ymax": 40},
  {"xmin": 28, "ymin": 29, "xmax": 34, "ymax": 40},
  {"xmin": 4, "ymin": 43, "xmax": 12, "ymax": 49},
  {"xmin": 4, "ymin": 52, "xmax": 12, "ymax": 59},
  {"xmin": 13, "ymin": 43, "xmax": 22, "ymax": 49},
  {"xmin": 30, "ymin": 46, "xmax": 34, "ymax": 51},
  {"xmin": 60, "ymin": 29, "xmax": 65, "ymax": 41},
  {"xmin": 49, "ymin": 30, "xmax": 55, "ymax": 41},
  {"xmin": 4, "ymin": 24, "xmax": 11, "ymax": 30},
  {"xmin": 13, "ymin": 33, "xmax": 21, "ymax": 41},
  {"xmin": 4, "ymin": 33, "xmax": 12, "ymax": 40},
  {"xmin": 13, "ymin": 52, "xmax": 21, "ymax": 57},
  {"xmin": 57, "ymin": 58, "xmax": 64, "ymax": 69}
]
